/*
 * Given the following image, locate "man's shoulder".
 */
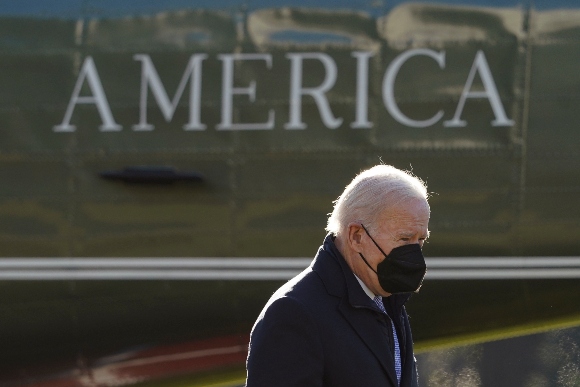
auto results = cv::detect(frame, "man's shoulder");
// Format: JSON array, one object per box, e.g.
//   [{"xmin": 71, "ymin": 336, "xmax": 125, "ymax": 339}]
[
  {"xmin": 258, "ymin": 242, "xmax": 348, "ymax": 318},
  {"xmin": 267, "ymin": 263, "xmax": 338, "ymax": 310},
  {"xmin": 274, "ymin": 266, "xmax": 325, "ymax": 301}
]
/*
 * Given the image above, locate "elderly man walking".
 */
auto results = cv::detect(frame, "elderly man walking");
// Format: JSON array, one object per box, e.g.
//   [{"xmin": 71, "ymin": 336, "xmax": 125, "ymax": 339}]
[{"xmin": 246, "ymin": 165, "xmax": 430, "ymax": 387}]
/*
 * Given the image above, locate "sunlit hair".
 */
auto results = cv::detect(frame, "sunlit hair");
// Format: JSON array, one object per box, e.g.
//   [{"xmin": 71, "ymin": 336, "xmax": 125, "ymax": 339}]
[{"xmin": 326, "ymin": 165, "xmax": 429, "ymax": 236}]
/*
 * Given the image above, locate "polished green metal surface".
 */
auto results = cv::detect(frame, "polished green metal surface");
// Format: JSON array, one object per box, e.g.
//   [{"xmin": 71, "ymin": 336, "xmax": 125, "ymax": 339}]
[{"xmin": 0, "ymin": 0, "xmax": 578, "ymax": 385}]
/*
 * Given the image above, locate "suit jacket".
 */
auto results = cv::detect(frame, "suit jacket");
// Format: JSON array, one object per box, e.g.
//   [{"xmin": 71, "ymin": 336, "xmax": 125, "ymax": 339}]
[{"xmin": 246, "ymin": 234, "xmax": 419, "ymax": 387}]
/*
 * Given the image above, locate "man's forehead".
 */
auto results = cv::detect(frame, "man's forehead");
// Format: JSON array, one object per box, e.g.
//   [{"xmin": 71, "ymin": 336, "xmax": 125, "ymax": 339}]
[
  {"xmin": 380, "ymin": 206, "xmax": 429, "ymax": 225},
  {"xmin": 381, "ymin": 197, "xmax": 429, "ymax": 215},
  {"xmin": 381, "ymin": 213, "xmax": 429, "ymax": 234}
]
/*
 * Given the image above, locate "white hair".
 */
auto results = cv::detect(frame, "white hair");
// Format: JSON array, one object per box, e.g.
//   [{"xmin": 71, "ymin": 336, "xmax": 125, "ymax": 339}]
[{"xmin": 326, "ymin": 165, "xmax": 429, "ymax": 236}]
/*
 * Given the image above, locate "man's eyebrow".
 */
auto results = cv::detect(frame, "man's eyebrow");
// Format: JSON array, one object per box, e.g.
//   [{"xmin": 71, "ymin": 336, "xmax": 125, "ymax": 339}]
[
  {"xmin": 395, "ymin": 230, "xmax": 430, "ymax": 238},
  {"xmin": 396, "ymin": 231, "xmax": 416, "ymax": 238}
]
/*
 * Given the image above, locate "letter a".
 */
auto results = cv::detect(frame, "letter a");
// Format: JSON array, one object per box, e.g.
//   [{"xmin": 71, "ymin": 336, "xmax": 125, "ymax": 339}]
[
  {"xmin": 54, "ymin": 56, "xmax": 121, "ymax": 132},
  {"xmin": 444, "ymin": 50, "xmax": 514, "ymax": 127}
]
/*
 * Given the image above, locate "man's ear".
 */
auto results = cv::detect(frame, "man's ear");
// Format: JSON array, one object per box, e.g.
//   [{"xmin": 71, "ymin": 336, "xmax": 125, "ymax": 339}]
[{"xmin": 346, "ymin": 222, "xmax": 365, "ymax": 253}]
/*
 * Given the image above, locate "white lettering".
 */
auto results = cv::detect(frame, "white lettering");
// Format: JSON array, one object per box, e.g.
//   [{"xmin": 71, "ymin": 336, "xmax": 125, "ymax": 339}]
[
  {"xmin": 133, "ymin": 54, "xmax": 207, "ymax": 131},
  {"xmin": 53, "ymin": 50, "xmax": 514, "ymax": 133},
  {"xmin": 285, "ymin": 53, "xmax": 343, "ymax": 130},
  {"xmin": 444, "ymin": 50, "xmax": 514, "ymax": 127},
  {"xmin": 383, "ymin": 49, "xmax": 445, "ymax": 128},
  {"xmin": 53, "ymin": 56, "xmax": 121, "ymax": 132},
  {"xmin": 217, "ymin": 54, "xmax": 275, "ymax": 130},
  {"xmin": 351, "ymin": 51, "xmax": 374, "ymax": 129}
]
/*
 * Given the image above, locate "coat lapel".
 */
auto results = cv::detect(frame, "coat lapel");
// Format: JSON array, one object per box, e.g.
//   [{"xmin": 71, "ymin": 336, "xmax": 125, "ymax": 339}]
[
  {"xmin": 338, "ymin": 292, "xmax": 399, "ymax": 386},
  {"xmin": 313, "ymin": 235, "xmax": 399, "ymax": 386}
]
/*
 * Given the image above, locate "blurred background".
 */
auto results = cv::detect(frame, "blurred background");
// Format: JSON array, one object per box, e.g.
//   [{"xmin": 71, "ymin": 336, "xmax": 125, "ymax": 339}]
[{"xmin": 0, "ymin": 0, "xmax": 578, "ymax": 385}]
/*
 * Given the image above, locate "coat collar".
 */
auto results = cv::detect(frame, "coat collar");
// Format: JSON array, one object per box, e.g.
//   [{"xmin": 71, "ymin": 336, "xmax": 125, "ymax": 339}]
[
  {"xmin": 312, "ymin": 233, "xmax": 412, "ymax": 309},
  {"xmin": 312, "ymin": 233, "xmax": 375, "ymax": 309}
]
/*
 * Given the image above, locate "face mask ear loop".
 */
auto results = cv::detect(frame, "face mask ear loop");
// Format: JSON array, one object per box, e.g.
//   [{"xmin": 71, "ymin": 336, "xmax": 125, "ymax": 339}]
[
  {"xmin": 360, "ymin": 223, "xmax": 390, "ymax": 258},
  {"xmin": 358, "ymin": 253, "xmax": 378, "ymax": 274}
]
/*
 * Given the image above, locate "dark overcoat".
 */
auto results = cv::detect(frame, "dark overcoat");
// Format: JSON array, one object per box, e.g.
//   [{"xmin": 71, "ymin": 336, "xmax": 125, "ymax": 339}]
[{"xmin": 246, "ymin": 235, "xmax": 420, "ymax": 387}]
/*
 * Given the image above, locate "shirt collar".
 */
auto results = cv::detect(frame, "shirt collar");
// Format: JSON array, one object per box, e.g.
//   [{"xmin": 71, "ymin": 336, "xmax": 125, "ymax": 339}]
[{"xmin": 354, "ymin": 274, "xmax": 376, "ymax": 299}]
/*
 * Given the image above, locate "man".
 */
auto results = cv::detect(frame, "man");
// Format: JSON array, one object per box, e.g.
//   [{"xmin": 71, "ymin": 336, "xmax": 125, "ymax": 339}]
[{"xmin": 246, "ymin": 165, "xmax": 430, "ymax": 387}]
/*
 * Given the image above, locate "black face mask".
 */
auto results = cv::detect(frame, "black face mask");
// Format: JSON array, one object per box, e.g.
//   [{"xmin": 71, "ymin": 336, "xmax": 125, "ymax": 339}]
[{"xmin": 358, "ymin": 224, "xmax": 427, "ymax": 294}]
